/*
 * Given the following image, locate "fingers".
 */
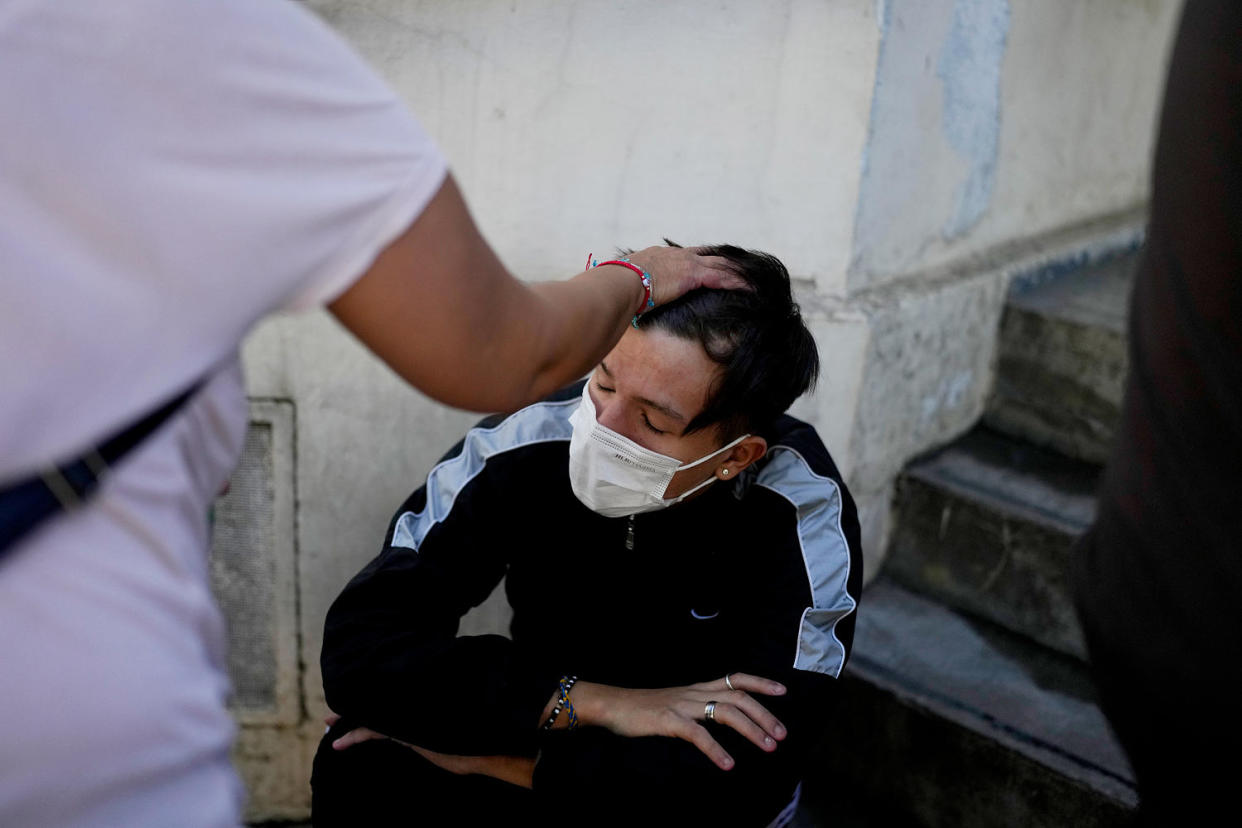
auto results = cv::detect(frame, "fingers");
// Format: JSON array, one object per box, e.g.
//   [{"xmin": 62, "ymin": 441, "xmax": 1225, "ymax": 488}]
[
  {"xmin": 681, "ymin": 722, "xmax": 735, "ymax": 771},
  {"xmin": 719, "ymin": 672, "xmax": 786, "ymax": 697},
  {"xmin": 696, "ymin": 268, "xmax": 750, "ymax": 292},
  {"xmin": 709, "ymin": 702, "xmax": 779, "ymax": 754},
  {"xmin": 598, "ymin": 679, "xmax": 790, "ymax": 772},
  {"xmin": 324, "ymin": 712, "xmax": 341, "ymax": 727},
  {"xmin": 721, "ymin": 691, "xmax": 787, "ymax": 743},
  {"xmin": 691, "ymin": 673, "xmax": 788, "ymax": 745},
  {"xmin": 671, "ymin": 697, "xmax": 782, "ymax": 769},
  {"xmin": 331, "ymin": 726, "xmax": 387, "ymax": 751},
  {"xmin": 629, "ymin": 246, "xmax": 748, "ymax": 307},
  {"xmin": 672, "ymin": 252, "xmax": 745, "ymax": 295},
  {"xmin": 690, "ymin": 255, "xmax": 748, "ymax": 292}
]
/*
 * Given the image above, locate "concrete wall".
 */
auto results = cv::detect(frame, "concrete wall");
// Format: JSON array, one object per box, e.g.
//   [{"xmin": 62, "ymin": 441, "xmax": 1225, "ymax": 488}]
[
  {"xmin": 308, "ymin": 0, "xmax": 879, "ymax": 295},
  {"xmin": 224, "ymin": 0, "xmax": 1181, "ymax": 819},
  {"xmin": 841, "ymin": 0, "xmax": 1177, "ymax": 575},
  {"xmin": 851, "ymin": 0, "xmax": 1174, "ymax": 289}
]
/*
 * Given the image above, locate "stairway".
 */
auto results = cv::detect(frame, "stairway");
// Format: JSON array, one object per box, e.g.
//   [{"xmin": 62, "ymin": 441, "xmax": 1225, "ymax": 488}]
[{"xmin": 801, "ymin": 249, "xmax": 1140, "ymax": 827}]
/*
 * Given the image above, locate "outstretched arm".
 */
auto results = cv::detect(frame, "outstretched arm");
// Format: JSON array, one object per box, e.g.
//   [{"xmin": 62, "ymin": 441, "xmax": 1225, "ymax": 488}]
[{"xmin": 329, "ymin": 174, "xmax": 742, "ymax": 414}]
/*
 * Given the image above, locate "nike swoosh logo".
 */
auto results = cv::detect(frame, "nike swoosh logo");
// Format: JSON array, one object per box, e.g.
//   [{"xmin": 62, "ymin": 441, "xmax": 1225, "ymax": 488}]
[{"xmin": 689, "ymin": 609, "xmax": 719, "ymax": 620}]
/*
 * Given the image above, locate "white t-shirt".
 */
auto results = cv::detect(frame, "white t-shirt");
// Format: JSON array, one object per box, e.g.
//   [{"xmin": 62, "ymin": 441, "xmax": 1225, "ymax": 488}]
[{"xmin": 0, "ymin": 0, "xmax": 447, "ymax": 824}]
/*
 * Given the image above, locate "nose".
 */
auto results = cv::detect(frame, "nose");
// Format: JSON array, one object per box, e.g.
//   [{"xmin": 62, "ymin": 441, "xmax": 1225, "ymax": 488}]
[{"xmin": 589, "ymin": 385, "xmax": 631, "ymax": 438}]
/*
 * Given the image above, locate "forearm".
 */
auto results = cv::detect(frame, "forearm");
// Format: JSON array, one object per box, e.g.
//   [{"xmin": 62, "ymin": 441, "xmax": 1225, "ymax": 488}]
[
  {"xmin": 538, "ymin": 679, "xmax": 650, "ymax": 732},
  {"xmin": 322, "ymin": 554, "xmax": 559, "ymax": 754},
  {"xmin": 516, "ymin": 266, "xmax": 645, "ymax": 399},
  {"xmin": 466, "ymin": 265, "xmax": 643, "ymax": 413},
  {"xmin": 467, "ymin": 754, "xmax": 536, "ymax": 790},
  {"xmin": 324, "ymin": 630, "xmax": 559, "ymax": 756},
  {"xmin": 330, "ymin": 176, "xmax": 641, "ymax": 414},
  {"xmin": 408, "ymin": 746, "xmax": 536, "ymax": 790},
  {"xmin": 331, "ymin": 174, "xmax": 744, "ymax": 413}
]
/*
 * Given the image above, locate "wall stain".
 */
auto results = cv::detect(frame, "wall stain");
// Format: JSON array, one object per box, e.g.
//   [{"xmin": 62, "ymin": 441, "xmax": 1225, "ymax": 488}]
[{"xmin": 937, "ymin": 0, "xmax": 1010, "ymax": 239}]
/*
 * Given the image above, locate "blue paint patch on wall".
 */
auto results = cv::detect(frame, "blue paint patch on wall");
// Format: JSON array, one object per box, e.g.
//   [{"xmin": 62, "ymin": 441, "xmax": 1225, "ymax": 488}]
[
  {"xmin": 937, "ymin": 0, "xmax": 1010, "ymax": 240},
  {"xmin": 1008, "ymin": 232, "xmax": 1145, "ymax": 296}
]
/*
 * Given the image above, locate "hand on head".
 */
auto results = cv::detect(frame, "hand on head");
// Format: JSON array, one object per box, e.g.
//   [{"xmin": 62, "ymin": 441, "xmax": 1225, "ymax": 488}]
[{"xmin": 624, "ymin": 245, "xmax": 750, "ymax": 307}]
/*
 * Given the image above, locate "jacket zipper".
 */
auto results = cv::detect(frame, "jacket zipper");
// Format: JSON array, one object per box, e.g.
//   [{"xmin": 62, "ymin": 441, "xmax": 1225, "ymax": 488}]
[{"xmin": 625, "ymin": 514, "xmax": 635, "ymax": 550}]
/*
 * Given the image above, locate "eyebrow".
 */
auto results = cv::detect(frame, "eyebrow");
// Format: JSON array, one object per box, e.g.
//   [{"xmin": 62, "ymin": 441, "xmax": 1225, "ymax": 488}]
[{"xmin": 598, "ymin": 361, "xmax": 687, "ymax": 423}]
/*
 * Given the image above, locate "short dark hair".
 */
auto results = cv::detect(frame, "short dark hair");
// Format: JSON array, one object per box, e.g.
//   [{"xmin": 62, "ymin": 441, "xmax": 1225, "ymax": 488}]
[{"xmin": 636, "ymin": 242, "xmax": 819, "ymax": 438}]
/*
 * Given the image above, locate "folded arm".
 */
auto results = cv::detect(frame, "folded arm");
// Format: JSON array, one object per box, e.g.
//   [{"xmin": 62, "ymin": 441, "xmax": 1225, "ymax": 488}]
[
  {"xmin": 322, "ymin": 417, "xmax": 861, "ymax": 824},
  {"xmin": 320, "ymin": 448, "xmax": 559, "ymax": 757}
]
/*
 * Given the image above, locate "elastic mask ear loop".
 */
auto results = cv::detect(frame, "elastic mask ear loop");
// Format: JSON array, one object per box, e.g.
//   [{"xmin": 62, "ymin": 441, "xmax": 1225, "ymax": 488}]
[
  {"xmin": 673, "ymin": 433, "xmax": 751, "ymax": 473},
  {"xmin": 665, "ymin": 471, "xmax": 721, "ymax": 504},
  {"xmin": 662, "ymin": 434, "xmax": 751, "ymax": 502}
]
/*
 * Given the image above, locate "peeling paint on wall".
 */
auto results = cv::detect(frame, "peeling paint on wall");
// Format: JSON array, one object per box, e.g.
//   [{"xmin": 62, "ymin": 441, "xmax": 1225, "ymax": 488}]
[
  {"xmin": 920, "ymin": 369, "xmax": 974, "ymax": 426},
  {"xmin": 849, "ymin": 0, "xmax": 1011, "ymax": 290},
  {"xmin": 938, "ymin": 0, "xmax": 1010, "ymax": 240}
]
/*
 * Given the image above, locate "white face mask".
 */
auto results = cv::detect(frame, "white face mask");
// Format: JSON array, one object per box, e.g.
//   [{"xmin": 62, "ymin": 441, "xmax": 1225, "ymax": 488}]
[{"xmin": 567, "ymin": 381, "xmax": 749, "ymax": 518}]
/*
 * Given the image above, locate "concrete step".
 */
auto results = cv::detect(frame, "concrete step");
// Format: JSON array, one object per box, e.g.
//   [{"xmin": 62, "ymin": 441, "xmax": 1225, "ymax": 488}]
[
  {"xmin": 886, "ymin": 426, "xmax": 1100, "ymax": 659},
  {"xmin": 985, "ymin": 250, "xmax": 1136, "ymax": 464},
  {"xmin": 803, "ymin": 579, "xmax": 1135, "ymax": 828}
]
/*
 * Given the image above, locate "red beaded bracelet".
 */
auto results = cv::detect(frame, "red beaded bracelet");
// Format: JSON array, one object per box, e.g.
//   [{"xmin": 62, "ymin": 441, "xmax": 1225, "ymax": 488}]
[{"xmin": 587, "ymin": 255, "xmax": 655, "ymax": 323}]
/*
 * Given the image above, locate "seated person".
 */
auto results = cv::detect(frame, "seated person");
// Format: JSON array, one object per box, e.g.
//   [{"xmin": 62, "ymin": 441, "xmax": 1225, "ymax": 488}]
[{"xmin": 311, "ymin": 244, "xmax": 863, "ymax": 827}]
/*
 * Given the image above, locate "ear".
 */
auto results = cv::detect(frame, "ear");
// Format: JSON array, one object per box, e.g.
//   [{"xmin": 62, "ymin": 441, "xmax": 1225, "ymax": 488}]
[{"xmin": 715, "ymin": 435, "xmax": 767, "ymax": 480}]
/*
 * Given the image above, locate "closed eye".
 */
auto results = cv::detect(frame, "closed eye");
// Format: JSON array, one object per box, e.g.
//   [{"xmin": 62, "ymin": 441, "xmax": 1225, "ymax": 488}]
[{"xmin": 595, "ymin": 380, "xmax": 665, "ymax": 434}]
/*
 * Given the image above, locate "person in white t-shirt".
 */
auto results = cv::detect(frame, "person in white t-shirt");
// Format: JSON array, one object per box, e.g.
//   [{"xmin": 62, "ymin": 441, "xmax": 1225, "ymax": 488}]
[{"xmin": 0, "ymin": 2, "xmax": 738, "ymax": 826}]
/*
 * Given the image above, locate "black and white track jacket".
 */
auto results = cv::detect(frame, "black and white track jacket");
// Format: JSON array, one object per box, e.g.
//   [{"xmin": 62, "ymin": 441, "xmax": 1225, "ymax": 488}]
[{"xmin": 321, "ymin": 381, "xmax": 863, "ymax": 825}]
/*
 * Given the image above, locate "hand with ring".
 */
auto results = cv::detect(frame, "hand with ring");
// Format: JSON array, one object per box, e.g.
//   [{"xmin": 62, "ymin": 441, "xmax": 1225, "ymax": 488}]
[{"xmin": 566, "ymin": 672, "xmax": 788, "ymax": 771}]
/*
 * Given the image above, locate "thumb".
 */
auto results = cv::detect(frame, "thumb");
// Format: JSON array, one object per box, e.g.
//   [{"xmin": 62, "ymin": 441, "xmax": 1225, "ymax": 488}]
[{"xmin": 332, "ymin": 726, "xmax": 388, "ymax": 751}]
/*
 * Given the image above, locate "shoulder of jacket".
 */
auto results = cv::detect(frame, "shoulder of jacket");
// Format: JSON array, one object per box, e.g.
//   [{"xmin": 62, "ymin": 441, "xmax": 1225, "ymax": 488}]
[
  {"xmin": 388, "ymin": 383, "xmax": 581, "ymax": 551},
  {"xmin": 473, "ymin": 391, "xmax": 579, "ymax": 443},
  {"xmin": 763, "ymin": 414, "xmax": 844, "ymax": 475}
]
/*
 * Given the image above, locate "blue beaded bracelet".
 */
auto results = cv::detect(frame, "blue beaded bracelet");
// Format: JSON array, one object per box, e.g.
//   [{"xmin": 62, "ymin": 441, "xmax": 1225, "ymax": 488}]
[
  {"xmin": 541, "ymin": 674, "xmax": 579, "ymax": 731},
  {"xmin": 561, "ymin": 676, "xmax": 579, "ymax": 731}
]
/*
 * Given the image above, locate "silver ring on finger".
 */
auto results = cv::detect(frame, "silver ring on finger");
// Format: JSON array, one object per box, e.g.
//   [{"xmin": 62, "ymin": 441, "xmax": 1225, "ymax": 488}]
[
  {"xmin": 724, "ymin": 673, "xmax": 736, "ymax": 691},
  {"xmin": 705, "ymin": 701, "xmax": 718, "ymax": 721}
]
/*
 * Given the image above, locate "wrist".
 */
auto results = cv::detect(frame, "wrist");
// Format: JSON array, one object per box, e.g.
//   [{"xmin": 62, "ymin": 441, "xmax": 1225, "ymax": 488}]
[
  {"xmin": 588, "ymin": 256, "xmax": 652, "ymax": 319},
  {"xmin": 565, "ymin": 680, "xmax": 612, "ymax": 729},
  {"xmin": 541, "ymin": 675, "xmax": 580, "ymax": 731},
  {"xmin": 473, "ymin": 755, "xmax": 535, "ymax": 790}
]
